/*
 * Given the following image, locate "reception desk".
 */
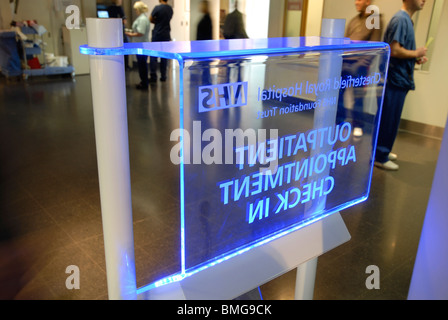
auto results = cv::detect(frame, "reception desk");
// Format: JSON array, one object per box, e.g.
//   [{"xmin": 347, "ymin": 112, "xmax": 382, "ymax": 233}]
[{"xmin": 81, "ymin": 18, "xmax": 390, "ymax": 300}]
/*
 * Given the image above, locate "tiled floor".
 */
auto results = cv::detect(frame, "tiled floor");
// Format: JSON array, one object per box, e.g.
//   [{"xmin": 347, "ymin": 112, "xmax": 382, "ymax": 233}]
[{"xmin": 0, "ymin": 70, "xmax": 441, "ymax": 300}]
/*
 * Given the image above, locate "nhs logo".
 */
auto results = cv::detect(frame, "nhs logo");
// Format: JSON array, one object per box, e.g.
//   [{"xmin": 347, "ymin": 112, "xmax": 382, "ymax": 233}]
[{"xmin": 198, "ymin": 82, "xmax": 248, "ymax": 113}]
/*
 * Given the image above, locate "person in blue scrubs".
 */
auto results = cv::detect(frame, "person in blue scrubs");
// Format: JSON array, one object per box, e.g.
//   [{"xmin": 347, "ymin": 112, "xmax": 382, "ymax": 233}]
[{"xmin": 375, "ymin": 0, "xmax": 428, "ymax": 171}]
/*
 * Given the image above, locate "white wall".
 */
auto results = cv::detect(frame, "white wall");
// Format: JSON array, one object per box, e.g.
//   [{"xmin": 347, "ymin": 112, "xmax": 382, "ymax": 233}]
[
  {"xmin": 408, "ymin": 115, "xmax": 448, "ymax": 299},
  {"xmin": 229, "ymin": 0, "xmax": 245, "ymax": 13},
  {"xmin": 322, "ymin": 0, "xmax": 448, "ymax": 128},
  {"xmin": 305, "ymin": 0, "xmax": 324, "ymax": 36},
  {"xmin": 209, "ymin": 0, "xmax": 220, "ymax": 39},
  {"xmin": 284, "ymin": 10, "xmax": 302, "ymax": 37},
  {"xmin": 268, "ymin": 0, "xmax": 284, "ymax": 38},
  {"xmin": 0, "ymin": 0, "xmax": 12, "ymax": 29},
  {"xmin": 171, "ymin": 0, "xmax": 190, "ymax": 41},
  {"xmin": 190, "ymin": 0, "xmax": 202, "ymax": 40},
  {"xmin": 245, "ymin": 0, "xmax": 270, "ymax": 39}
]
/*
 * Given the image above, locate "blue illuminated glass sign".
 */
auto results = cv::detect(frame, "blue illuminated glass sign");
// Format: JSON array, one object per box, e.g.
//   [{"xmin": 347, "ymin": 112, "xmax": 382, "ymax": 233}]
[{"xmin": 81, "ymin": 37, "xmax": 390, "ymax": 291}]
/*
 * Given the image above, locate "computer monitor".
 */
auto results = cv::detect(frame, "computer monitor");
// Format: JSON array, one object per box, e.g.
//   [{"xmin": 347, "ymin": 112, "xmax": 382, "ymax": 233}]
[
  {"xmin": 96, "ymin": 4, "xmax": 109, "ymax": 18},
  {"xmin": 97, "ymin": 10, "xmax": 109, "ymax": 18}
]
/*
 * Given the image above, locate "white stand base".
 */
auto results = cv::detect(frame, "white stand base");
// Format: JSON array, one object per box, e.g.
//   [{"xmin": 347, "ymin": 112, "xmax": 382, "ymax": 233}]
[{"xmin": 138, "ymin": 212, "xmax": 350, "ymax": 300}]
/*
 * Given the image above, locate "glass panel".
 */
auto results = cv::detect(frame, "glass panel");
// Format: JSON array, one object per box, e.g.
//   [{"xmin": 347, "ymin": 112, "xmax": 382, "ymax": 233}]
[
  {"xmin": 80, "ymin": 37, "xmax": 390, "ymax": 290},
  {"xmin": 181, "ymin": 46, "xmax": 389, "ymax": 274}
]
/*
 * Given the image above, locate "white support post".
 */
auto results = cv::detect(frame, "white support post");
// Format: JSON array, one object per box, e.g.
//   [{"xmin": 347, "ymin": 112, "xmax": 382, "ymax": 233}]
[
  {"xmin": 86, "ymin": 18, "xmax": 137, "ymax": 300},
  {"xmin": 295, "ymin": 258, "xmax": 318, "ymax": 300},
  {"xmin": 408, "ymin": 117, "xmax": 448, "ymax": 299},
  {"xmin": 320, "ymin": 18, "xmax": 346, "ymax": 38}
]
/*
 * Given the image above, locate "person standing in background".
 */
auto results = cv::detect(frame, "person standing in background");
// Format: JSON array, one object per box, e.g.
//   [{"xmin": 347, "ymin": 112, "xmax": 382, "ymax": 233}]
[
  {"xmin": 223, "ymin": 0, "xmax": 248, "ymax": 40},
  {"xmin": 375, "ymin": 0, "xmax": 428, "ymax": 170},
  {"xmin": 196, "ymin": 1, "xmax": 213, "ymax": 84},
  {"xmin": 125, "ymin": 1, "xmax": 150, "ymax": 90},
  {"xmin": 222, "ymin": 0, "xmax": 247, "ymax": 84},
  {"xmin": 196, "ymin": 0, "xmax": 212, "ymax": 41},
  {"xmin": 149, "ymin": 0, "xmax": 173, "ymax": 83},
  {"xmin": 337, "ymin": 0, "xmax": 384, "ymax": 138},
  {"xmin": 108, "ymin": 0, "xmax": 130, "ymax": 70},
  {"xmin": 346, "ymin": 0, "xmax": 383, "ymax": 42}
]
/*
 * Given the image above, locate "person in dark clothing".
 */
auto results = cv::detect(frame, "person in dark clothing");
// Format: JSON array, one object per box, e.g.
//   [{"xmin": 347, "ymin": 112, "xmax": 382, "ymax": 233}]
[
  {"xmin": 149, "ymin": 0, "xmax": 173, "ymax": 83},
  {"xmin": 196, "ymin": 1, "xmax": 212, "ymax": 41},
  {"xmin": 223, "ymin": 0, "xmax": 248, "ymax": 40},
  {"xmin": 336, "ymin": 0, "xmax": 384, "ymax": 138},
  {"xmin": 196, "ymin": 1, "xmax": 213, "ymax": 84},
  {"xmin": 108, "ymin": 0, "xmax": 130, "ymax": 69},
  {"xmin": 222, "ymin": 1, "xmax": 247, "ymax": 84},
  {"xmin": 107, "ymin": 0, "xmax": 127, "ymax": 28}
]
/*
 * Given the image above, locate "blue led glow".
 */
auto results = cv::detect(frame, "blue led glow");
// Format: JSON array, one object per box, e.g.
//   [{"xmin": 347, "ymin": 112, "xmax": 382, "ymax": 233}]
[
  {"xmin": 136, "ymin": 194, "xmax": 368, "ymax": 296},
  {"xmin": 79, "ymin": 37, "xmax": 388, "ymax": 61},
  {"xmin": 179, "ymin": 69, "xmax": 186, "ymax": 276}
]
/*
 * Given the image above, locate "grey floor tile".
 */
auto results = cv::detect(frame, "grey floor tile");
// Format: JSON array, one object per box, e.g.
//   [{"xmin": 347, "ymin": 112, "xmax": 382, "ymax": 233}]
[{"xmin": 0, "ymin": 73, "xmax": 441, "ymax": 301}]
